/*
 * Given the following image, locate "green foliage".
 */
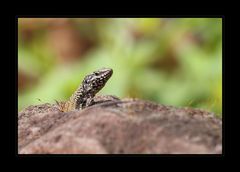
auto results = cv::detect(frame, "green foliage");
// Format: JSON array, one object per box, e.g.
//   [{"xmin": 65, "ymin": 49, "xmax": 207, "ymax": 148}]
[{"xmin": 18, "ymin": 18, "xmax": 222, "ymax": 115}]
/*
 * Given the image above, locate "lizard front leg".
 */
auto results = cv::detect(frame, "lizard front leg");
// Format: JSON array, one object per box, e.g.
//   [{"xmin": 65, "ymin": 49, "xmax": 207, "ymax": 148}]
[{"xmin": 85, "ymin": 94, "xmax": 95, "ymax": 108}]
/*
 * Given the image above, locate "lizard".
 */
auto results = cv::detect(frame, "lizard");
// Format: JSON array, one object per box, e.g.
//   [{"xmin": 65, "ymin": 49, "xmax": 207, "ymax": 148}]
[{"xmin": 56, "ymin": 68, "xmax": 119, "ymax": 112}]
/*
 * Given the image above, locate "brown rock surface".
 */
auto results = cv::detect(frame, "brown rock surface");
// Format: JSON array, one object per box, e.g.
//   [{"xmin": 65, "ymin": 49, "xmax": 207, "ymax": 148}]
[{"xmin": 18, "ymin": 100, "xmax": 222, "ymax": 154}]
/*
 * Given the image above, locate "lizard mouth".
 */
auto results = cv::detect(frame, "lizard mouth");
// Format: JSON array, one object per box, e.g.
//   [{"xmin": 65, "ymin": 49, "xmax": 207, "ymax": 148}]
[{"xmin": 99, "ymin": 68, "xmax": 113, "ymax": 80}]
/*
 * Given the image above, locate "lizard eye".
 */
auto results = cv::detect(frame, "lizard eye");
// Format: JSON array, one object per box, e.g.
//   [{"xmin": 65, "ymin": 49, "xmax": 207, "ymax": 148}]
[
  {"xmin": 84, "ymin": 80, "xmax": 89, "ymax": 84},
  {"xmin": 83, "ymin": 75, "xmax": 91, "ymax": 83}
]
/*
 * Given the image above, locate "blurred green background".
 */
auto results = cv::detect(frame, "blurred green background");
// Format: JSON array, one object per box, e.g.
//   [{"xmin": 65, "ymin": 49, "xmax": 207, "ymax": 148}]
[{"xmin": 18, "ymin": 18, "xmax": 222, "ymax": 116}]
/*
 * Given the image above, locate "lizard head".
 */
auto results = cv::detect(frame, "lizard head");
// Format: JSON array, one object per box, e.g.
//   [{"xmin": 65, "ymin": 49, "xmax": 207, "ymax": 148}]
[{"xmin": 82, "ymin": 68, "xmax": 113, "ymax": 95}]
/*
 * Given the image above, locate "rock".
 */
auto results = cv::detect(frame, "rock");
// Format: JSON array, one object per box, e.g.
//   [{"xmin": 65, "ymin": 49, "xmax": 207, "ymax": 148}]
[{"xmin": 18, "ymin": 100, "xmax": 222, "ymax": 154}]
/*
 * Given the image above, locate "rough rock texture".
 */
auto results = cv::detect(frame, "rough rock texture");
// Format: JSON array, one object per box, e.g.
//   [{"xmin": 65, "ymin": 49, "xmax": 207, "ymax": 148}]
[{"xmin": 18, "ymin": 99, "xmax": 222, "ymax": 154}]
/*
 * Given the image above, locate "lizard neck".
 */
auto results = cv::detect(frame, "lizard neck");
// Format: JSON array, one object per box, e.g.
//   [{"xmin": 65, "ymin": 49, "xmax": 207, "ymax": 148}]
[{"xmin": 69, "ymin": 85, "xmax": 85, "ymax": 109}]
